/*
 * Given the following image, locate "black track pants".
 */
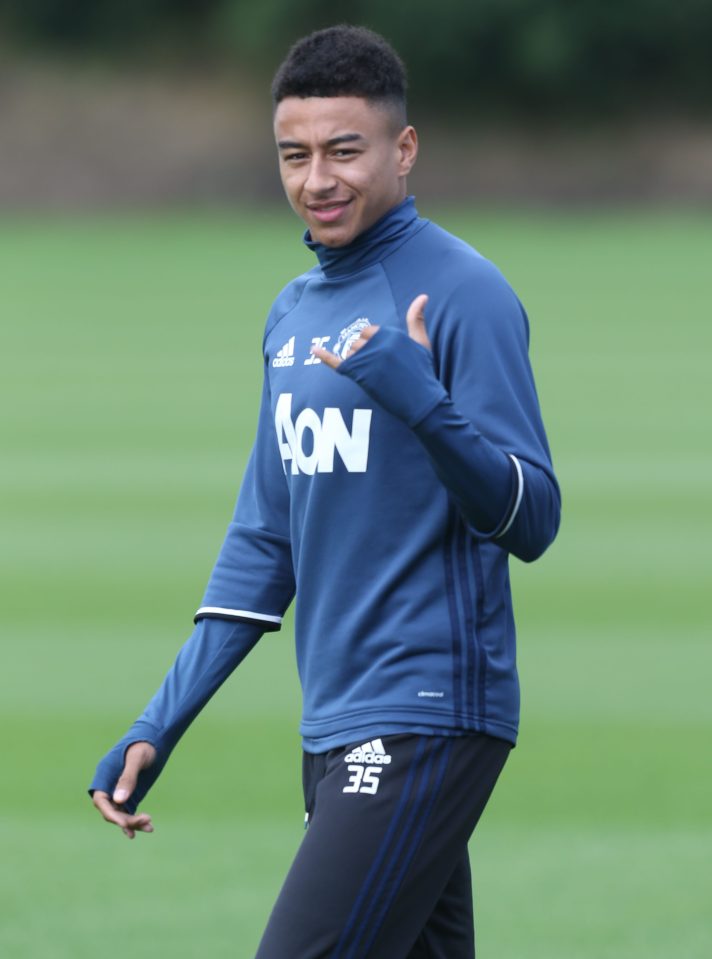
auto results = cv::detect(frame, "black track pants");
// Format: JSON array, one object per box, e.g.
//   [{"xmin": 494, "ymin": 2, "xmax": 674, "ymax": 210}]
[{"xmin": 255, "ymin": 732, "xmax": 511, "ymax": 959}]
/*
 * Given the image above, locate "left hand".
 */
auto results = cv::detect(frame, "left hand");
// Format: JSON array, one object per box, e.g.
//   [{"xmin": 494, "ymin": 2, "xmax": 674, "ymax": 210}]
[{"xmin": 312, "ymin": 294, "xmax": 430, "ymax": 369}]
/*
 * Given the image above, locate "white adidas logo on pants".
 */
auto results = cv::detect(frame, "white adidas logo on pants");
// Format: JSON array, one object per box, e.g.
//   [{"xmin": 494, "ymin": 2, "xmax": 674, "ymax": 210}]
[{"xmin": 343, "ymin": 739, "xmax": 392, "ymax": 796}]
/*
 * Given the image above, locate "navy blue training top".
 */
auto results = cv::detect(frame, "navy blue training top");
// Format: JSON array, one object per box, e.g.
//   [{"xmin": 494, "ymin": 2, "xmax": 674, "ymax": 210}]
[{"xmin": 90, "ymin": 198, "xmax": 560, "ymax": 811}]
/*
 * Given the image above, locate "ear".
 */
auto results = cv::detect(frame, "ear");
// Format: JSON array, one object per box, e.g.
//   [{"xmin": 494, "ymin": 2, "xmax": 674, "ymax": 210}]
[{"xmin": 397, "ymin": 125, "xmax": 418, "ymax": 176}]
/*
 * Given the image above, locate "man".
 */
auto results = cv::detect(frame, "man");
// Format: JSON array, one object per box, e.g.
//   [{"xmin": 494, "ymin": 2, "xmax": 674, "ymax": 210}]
[{"xmin": 90, "ymin": 25, "xmax": 560, "ymax": 958}]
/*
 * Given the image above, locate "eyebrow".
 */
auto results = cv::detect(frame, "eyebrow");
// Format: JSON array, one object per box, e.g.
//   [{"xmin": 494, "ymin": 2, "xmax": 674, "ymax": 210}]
[{"xmin": 277, "ymin": 133, "xmax": 366, "ymax": 150}]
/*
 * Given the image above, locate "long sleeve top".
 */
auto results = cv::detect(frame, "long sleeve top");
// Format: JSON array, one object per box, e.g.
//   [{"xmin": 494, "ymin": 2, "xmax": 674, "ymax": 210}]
[{"xmin": 90, "ymin": 197, "xmax": 560, "ymax": 811}]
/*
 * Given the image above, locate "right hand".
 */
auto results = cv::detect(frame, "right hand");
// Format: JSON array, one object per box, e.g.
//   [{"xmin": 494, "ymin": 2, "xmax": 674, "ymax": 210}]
[{"xmin": 92, "ymin": 741, "xmax": 157, "ymax": 839}]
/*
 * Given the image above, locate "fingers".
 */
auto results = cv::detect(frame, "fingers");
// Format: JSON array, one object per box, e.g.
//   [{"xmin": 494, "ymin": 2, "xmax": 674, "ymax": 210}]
[
  {"xmin": 311, "ymin": 345, "xmax": 340, "ymax": 369},
  {"xmin": 92, "ymin": 790, "xmax": 154, "ymax": 840},
  {"xmin": 311, "ymin": 325, "xmax": 381, "ymax": 367},
  {"xmin": 119, "ymin": 813, "xmax": 154, "ymax": 840},
  {"xmin": 113, "ymin": 741, "xmax": 156, "ymax": 805},
  {"xmin": 406, "ymin": 294, "xmax": 431, "ymax": 349},
  {"xmin": 351, "ymin": 326, "xmax": 379, "ymax": 349}
]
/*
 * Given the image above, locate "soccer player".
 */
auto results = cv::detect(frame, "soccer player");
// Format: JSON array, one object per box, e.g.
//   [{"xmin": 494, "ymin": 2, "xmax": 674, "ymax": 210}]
[{"xmin": 90, "ymin": 25, "xmax": 560, "ymax": 958}]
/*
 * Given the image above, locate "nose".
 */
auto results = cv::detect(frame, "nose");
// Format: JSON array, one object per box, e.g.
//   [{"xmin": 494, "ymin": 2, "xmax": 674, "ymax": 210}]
[{"xmin": 303, "ymin": 156, "xmax": 337, "ymax": 195}]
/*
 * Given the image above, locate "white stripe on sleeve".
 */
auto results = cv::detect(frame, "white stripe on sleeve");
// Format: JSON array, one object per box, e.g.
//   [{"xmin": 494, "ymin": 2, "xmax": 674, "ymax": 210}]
[
  {"xmin": 496, "ymin": 455, "xmax": 524, "ymax": 538},
  {"xmin": 194, "ymin": 606, "xmax": 283, "ymax": 625}
]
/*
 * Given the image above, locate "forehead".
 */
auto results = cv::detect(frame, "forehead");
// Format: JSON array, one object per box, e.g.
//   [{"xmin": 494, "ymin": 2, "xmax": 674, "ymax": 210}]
[{"xmin": 274, "ymin": 96, "xmax": 393, "ymax": 144}]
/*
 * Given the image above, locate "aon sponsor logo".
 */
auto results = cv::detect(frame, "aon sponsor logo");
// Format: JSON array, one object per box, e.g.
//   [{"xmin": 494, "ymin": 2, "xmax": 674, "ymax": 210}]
[{"xmin": 275, "ymin": 393, "xmax": 372, "ymax": 475}]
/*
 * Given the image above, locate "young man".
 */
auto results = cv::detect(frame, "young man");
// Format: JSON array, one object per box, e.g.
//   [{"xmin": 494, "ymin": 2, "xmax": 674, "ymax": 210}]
[{"xmin": 90, "ymin": 25, "xmax": 560, "ymax": 958}]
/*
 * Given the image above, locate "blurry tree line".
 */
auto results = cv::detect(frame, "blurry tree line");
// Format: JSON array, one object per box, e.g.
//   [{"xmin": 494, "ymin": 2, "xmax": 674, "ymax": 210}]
[{"xmin": 2, "ymin": 0, "xmax": 711, "ymax": 119}]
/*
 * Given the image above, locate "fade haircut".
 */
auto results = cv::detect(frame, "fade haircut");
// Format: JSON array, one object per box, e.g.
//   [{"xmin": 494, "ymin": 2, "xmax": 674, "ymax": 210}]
[{"xmin": 271, "ymin": 25, "xmax": 408, "ymax": 129}]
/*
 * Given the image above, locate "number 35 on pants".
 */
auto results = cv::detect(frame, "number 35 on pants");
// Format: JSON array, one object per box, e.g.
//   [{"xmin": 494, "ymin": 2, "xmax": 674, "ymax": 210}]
[{"xmin": 343, "ymin": 765, "xmax": 383, "ymax": 795}]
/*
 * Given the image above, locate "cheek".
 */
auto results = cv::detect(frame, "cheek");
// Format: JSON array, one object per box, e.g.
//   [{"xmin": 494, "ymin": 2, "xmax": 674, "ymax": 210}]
[
  {"xmin": 347, "ymin": 165, "xmax": 384, "ymax": 199},
  {"xmin": 279, "ymin": 168, "xmax": 301, "ymax": 198},
  {"xmin": 360, "ymin": 155, "xmax": 399, "ymax": 196},
  {"xmin": 282, "ymin": 176, "xmax": 299, "ymax": 209}
]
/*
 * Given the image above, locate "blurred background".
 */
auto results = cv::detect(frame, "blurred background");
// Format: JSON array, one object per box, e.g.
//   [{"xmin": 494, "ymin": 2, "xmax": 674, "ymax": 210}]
[
  {"xmin": 1, "ymin": 3, "xmax": 710, "ymax": 958},
  {"xmin": 2, "ymin": 0, "xmax": 712, "ymax": 207}
]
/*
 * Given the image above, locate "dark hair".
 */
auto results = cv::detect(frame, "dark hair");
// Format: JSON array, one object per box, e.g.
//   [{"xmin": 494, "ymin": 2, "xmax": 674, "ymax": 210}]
[{"xmin": 271, "ymin": 25, "xmax": 407, "ymax": 126}]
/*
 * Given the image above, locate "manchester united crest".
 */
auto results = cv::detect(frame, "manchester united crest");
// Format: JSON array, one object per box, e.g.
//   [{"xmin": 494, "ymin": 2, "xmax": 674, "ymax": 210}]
[{"xmin": 332, "ymin": 317, "xmax": 371, "ymax": 360}]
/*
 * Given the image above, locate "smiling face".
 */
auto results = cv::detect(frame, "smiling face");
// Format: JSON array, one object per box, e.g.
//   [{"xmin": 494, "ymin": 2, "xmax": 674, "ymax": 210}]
[{"xmin": 274, "ymin": 96, "xmax": 418, "ymax": 248}]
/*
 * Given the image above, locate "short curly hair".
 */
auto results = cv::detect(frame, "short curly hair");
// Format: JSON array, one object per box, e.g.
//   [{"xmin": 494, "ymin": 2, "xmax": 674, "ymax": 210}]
[{"xmin": 272, "ymin": 25, "xmax": 408, "ymax": 127}]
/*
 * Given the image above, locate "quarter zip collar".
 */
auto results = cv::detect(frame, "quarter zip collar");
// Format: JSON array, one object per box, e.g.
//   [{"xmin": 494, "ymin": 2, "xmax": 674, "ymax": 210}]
[{"xmin": 304, "ymin": 196, "xmax": 424, "ymax": 278}]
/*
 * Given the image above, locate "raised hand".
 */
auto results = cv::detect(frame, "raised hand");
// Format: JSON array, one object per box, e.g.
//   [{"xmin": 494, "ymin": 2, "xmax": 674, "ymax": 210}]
[
  {"xmin": 311, "ymin": 293, "xmax": 430, "ymax": 369},
  {"xmin": 405, "ymin": 294, "xmax": 431, "ymax": 350}
]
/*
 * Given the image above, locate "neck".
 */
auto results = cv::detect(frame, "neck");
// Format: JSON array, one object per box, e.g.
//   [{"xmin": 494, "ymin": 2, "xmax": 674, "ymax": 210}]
[{"xmin": 304, "ymin": 196, "xmax": 423, "ymax": 278}]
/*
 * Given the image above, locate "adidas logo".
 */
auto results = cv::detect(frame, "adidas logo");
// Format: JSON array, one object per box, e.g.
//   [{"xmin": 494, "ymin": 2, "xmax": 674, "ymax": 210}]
[
  {"xmin": 344, "ymin": 738, "xmax": 392, "ymax": 765},
  {"xmin": 272, "ymin": 336, "xmax": 295, "ymax": 368}
]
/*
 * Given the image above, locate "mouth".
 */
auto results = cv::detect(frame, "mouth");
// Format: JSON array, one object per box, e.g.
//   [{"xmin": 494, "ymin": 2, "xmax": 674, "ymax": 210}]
[{"xmin": 307, "ymin": 199, "xmax": 353, "ymax": 224}]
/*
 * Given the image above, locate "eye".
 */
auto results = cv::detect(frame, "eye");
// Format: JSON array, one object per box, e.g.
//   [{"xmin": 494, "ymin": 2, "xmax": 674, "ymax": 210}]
[
  {"xmin": 283, "ymin": 152, "xmax": 308, "ymax": 163},
  {"xmin": 333, "ymin": 149, "xmax": 358, "ymax": 158}
]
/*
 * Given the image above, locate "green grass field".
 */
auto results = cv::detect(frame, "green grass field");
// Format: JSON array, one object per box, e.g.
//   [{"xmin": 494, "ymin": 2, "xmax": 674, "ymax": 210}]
[{"xmin": 2, "ymin": 208, "xmax": 710, "ymax": 957}]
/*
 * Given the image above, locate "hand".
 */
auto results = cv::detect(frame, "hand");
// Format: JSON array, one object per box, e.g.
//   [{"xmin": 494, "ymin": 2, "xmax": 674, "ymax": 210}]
[
  {"xmin": 92, "ymin": 741, "xmax": 157, "ymax": 839},
  {"xmin": 404, "ymin": 293, "xmax": 431, "ymax": 350},
  {"xmin": 312, "ymin": 293, "xmax": 430, "ymax": 369}
]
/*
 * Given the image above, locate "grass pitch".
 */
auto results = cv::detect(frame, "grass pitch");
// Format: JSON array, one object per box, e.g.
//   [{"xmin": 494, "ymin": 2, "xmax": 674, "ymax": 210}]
[{"xmin": 1, "ymin": 207, "xmax": 710, "ymax": 958}]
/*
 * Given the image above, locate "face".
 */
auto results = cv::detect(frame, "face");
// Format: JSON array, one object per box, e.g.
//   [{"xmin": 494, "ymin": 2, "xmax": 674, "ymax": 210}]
[{"xmin": 274, "ymin": 96, "xmax": 418, "ymax": 247}]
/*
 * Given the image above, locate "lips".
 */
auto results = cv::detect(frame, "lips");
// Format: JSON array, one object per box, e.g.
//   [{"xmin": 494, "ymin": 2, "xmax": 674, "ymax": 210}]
[{"xmin": 308, "ymin": 199, "xmax": 352, "ymax": 223}]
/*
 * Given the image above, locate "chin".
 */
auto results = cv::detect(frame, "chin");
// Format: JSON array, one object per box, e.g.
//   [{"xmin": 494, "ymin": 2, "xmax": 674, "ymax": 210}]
[
  {"xmin": 312, "ymin": 226, "xmax": 355, "ymax": 248},
  {"xmin": 320, "ymin": 234, "xmax": 352, "ymax": 248}
]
